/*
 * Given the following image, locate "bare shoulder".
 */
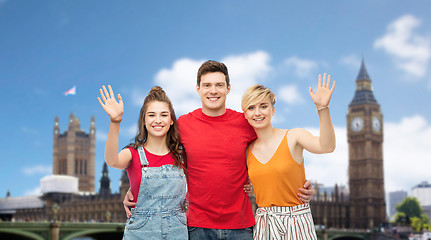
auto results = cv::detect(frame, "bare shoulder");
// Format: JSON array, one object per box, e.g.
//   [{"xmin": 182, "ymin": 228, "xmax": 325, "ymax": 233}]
[
  {"xmin": 287, "ymin": 128, "xmax": 312, "ymax": 143},
  {"xmin": 120, "ymin": 147, "xmax": 133, "ymax": 155},
  {"xmin": 289, "ymin": 128, "xmax": 311, "ymax": 135},
  {"xmin": 287, "ymin": 128, "xmax": 304, "ymax": 137},
  {"xmin": 119, "ymin": 148, "xmax": 133, "ymax": 162}
]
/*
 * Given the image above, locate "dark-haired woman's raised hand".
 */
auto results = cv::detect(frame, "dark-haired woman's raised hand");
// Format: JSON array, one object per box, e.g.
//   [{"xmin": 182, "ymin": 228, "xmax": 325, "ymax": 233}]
[{"xmin": 98, "ymin": 85, "xmax": 124, "ymax": 122}]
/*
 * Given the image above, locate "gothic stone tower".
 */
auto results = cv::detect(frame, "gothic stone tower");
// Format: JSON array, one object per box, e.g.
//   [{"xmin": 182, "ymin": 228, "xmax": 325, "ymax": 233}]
[
  {"xmin": 347, "ymin": 60, "xmax": 386, "ymax": 228},
  {"xmin": 99, "ymin": 163, "xmax": 111, "ymax": 197},
  {"xmin": 53, "ymin": 113, "xmax": 96, "ymax": 192}
]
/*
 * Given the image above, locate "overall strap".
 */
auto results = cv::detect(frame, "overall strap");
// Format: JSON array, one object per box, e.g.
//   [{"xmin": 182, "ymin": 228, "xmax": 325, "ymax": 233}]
[{"xmin": 137, "ymin": 146, "xmax": 149, "ymax": 166}]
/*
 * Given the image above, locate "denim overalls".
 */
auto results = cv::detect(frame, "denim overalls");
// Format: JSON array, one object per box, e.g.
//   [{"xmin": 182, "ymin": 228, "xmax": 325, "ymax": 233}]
[{"xmin": 123, "ymin": 146, "xmax": 188, "ymax": 240}]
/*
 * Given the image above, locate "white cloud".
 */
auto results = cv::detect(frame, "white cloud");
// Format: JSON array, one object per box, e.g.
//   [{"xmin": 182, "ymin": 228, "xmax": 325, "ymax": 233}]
[
  {"xmin": 384, "ymin": 115, "xmax": 431, "ymax": 193},
  {"xmin": 123, "ymin": 124, "xmax": 138, "ymax": 137},
  {"xmin": 339, "ymin": 54, "xmax": 361, "ymax": 68},
  {"xmin": 278, "ymin": 85, "xmax": 304, "ymax": 105},
  {"xmin": 283, "ymin": 56, "xmax": 318, "ymax": 78},
  {"xmin": 96, "ymin": 130, "xmax": 108, "ymax": 142},
  {"xmin": 22, "ymin": 165, "xmax": 52, "ymax": 176},
  {"xmin": 304, "ymin": 115, "xmax": 431, "ymax": 195},
  {"xmin": 97, "ymin": 124, "xmax": 138, "ymax": 142},
  {"xmin": 222, "ymin": 51, "xmax": 272, "ymax": 111},
  {"xmin": 21, "ymin": 126, "xmax": 38, "ymax": 135},
  {"xmin": 153, "ymin": 58, "xmax": 203, "ymax": 115},
  {"xmin": 24, "ymin": 186, "xmax": 41, "ymax": 196},
  {"xmin": 304, "ymin": 126, "xmax": 348, "ymax": 188},
  {"xmin": 131, "ymin": 88, "xmax": 147, "ymax": 106},
  {"xmin": 374, "ymin": 15, "xmax": 431, "ymax": 78}
]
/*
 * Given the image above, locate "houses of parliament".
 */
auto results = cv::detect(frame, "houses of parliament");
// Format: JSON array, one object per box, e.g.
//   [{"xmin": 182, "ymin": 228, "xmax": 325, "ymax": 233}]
[
  {"xmin": 0, "ymin": 114, "xmax": 130, "ymax": 223},
  {"xmin": 0, "ymin": 60, "xmax": 386, "ymax": 229}
]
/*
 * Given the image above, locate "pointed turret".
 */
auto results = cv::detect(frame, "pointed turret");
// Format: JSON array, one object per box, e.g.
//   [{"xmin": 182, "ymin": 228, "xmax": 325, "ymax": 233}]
[
  {"xmin": 89, "ymin": 116, "xmax": 96, "ymax": 136},
  {"xmin": 349, "ymin": 59, "xmax": 379, "ymax": 106},
  {"xmin": 356, "ymin": 59, "xmax": 371, "ymax": 81},
  {"xmin": 99, "ymin": 163, "xmax": 111, "ymax": 196},
  {"xmin": 54, "ymin": 116, "xmax": 60, "ymax": 135}
]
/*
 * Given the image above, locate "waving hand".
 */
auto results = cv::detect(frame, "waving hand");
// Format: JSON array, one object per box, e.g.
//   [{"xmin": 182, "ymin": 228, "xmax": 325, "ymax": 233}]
[
  {"xmin": 97, "ymin": 85, "xmax": 124, "ymax": 122},
  {"xmin": 308, "ymin": 73, "xmax": 335, "ymax": 109}
]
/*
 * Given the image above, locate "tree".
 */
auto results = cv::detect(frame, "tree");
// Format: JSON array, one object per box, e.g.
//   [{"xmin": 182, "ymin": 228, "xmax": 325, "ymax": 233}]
[
  {"xmin": 411, "ymin": 217, "xmax": 422, "ymax": 232},
  {"xmin": 396, "ymin": 197, "xmax": 423, "ymax": 218},
  {"xmin": 395, "ymin": 197, "xmax": 430, "ymax": 232},
  {"xmin": 394, "ymin": 212, "xmax": 410, "ymax": 225}
]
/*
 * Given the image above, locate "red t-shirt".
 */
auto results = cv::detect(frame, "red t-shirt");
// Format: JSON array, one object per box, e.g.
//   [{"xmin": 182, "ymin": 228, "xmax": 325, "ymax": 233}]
[
  {"xmin": 125, "ymin": 147, "xmax": 175, "ymax": 204},
  {"xmin": 178, "ymin": 108, "xmax": 257, "ymax": 229}
]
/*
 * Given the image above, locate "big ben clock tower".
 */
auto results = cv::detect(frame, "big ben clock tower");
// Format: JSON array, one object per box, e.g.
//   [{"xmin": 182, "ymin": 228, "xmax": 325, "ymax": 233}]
[{"xmin": 347, "ymin": 59, "xmax": 386, "ymax": 228}]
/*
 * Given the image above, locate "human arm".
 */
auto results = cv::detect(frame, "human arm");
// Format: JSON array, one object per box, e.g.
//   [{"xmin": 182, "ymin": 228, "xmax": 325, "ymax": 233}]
[
  {"xmin": 295, "ymin": 74, "xmax": 336, "ymax": 154},
  {"xmin": 123, "ymin": 188, "xmax": 136, "ymax": 218},
  {"xmin": 244, "ymin": 183, "xmax": 253, "ymax": 196},
  {"xmin": 98, "ymin": 85, "xmax": 131, "ymax": 169},
  {"xmin": 298, "ymin": 180, "xmax": 314, "ymax": 203}
]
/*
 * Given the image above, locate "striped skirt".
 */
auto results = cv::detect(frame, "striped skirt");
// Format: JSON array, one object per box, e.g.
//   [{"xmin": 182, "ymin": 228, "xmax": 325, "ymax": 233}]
[{"xmin": 254, "ymin": 203, "xmax": 317, "ymax": 240}]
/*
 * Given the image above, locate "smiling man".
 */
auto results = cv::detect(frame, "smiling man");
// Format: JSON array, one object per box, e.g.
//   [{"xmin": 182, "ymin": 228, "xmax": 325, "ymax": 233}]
[{"xmin": 178, "ymin": 61, "xmax": 256, "ymax": 239}]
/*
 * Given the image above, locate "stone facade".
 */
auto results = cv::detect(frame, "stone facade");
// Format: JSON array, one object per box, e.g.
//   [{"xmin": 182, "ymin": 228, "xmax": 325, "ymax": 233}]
[
  {"xmin": 53, "ymin": 114, "xmax": 96, "ymax": 192},
  {"xmin": 311, "ymin": 60, "xmax": 387, "ymax": 229}
]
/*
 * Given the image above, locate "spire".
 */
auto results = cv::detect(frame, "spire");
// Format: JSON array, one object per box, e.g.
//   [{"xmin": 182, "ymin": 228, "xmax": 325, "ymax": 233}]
[
  {"xmin": 54, "ymin": 116, "xmax": 60, "ymax": 135},
  {"xmin": 102, "ymin": 162, "xmax": 109, "ymax": 177},
  {"xmin": 349, "ymin": 58, "xmax": 379, "ymax": 107},
  {"xmin": 99, "ymin": 163, "xmax": 111, "ymax": 196},
  {"xmin": 356, "ymin": 58, "xmax": 371, "ymax": 81},
  {"xmin": 90, "ymin": 116, "xmax": 95, "ymax": 135}
]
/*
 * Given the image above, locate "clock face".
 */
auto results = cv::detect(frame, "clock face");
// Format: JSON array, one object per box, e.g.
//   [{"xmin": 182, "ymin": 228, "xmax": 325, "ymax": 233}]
[
  {"xmin": 372, "ymin": 117, "xmax": 381, "ymax": 132},
  {"xmin": 350, "ymin": 116, "xmax": 364, "ymax": 132}
]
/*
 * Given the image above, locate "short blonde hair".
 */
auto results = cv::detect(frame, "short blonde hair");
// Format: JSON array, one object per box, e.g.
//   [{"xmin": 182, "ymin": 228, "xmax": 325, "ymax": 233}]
[{"xmin": 241, "ymin": 84, "xmax": 277, "ymax": 111}]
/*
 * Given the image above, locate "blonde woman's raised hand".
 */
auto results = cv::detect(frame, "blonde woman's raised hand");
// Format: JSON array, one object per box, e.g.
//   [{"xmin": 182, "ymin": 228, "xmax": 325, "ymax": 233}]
[
  {"xmin": 98, "ymin": 85, "xmax": 124, "ymax": 122},
  {"xmin": 308, "ymin": 73, "xmax": 336, "ymax": 109}
]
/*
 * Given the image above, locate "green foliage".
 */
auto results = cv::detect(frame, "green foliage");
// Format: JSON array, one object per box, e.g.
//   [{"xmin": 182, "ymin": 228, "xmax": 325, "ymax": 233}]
[
  {"xmin": 422, "ymin": 213, "xmax": 430, "ymax": 224},
  {"xmin": 395, "ymin": 197, "xmax": 430, "ymax": 232},
  {"xmin": 396, "ymin": 197, "xmax": 423, "ymax": 218},
  {"xmin": 394, "ymin": 212, "xmax": 409, "ymax": 225},
  {"xmin": 411, "ymin": 217, "xmax": 422, "ymax": 232}
]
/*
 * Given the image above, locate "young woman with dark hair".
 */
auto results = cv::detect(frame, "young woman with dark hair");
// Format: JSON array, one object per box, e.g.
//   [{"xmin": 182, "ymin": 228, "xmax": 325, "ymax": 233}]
[{"xmin": 98, "ymin": 85, "xmax": 187, "ymax": 239}]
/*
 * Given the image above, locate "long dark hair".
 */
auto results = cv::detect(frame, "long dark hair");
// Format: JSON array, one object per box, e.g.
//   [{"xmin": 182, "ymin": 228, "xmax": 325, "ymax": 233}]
[{"xmin": 124, "ymin": 86, "xmax": 184, "ymax": 169}]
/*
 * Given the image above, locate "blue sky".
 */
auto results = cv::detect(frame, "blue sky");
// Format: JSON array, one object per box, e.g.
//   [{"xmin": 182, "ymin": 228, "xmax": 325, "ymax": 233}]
[{"xmin": 1, "ymin": 1, "xmax": 430, "ymax": 202}]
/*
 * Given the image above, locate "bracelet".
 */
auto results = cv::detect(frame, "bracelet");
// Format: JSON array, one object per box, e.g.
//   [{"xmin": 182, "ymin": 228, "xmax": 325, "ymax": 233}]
[
  {"xmin": 317, "ymin": 106, "xmax": 329, "ymax": 111},
  {"xmin": 111, "ymin": 119, "xmax": 122, "ymax": 123}
]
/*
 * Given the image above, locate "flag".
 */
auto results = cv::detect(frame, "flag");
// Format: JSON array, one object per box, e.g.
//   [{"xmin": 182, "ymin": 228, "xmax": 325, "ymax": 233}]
[{"xmin": 64, "ymin": 86, "xmax": 76, "ymax": 96}]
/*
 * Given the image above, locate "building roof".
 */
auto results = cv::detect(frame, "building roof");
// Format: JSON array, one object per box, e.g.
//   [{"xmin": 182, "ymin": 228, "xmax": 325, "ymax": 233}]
[
  {"xmin": 356, "ymin": 59, "xmax": 371, "ymax": 81},
  {"xmin": 40, "ymin": 175, "xmax": 79, "ymax": 194},
  {"xmin": 412, "ymin": 181, "xmax": 431, "ymax": 189},
  {"xmin": 0, "ymin": 195, "xmax": 44, "ymax": 213},
  {"xmin": 349, "ymin": 59, "xmax": 379, "ymax": 107}
]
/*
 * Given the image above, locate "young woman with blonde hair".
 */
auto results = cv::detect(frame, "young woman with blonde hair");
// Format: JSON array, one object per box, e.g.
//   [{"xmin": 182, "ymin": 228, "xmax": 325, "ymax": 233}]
[{"xmin": 241, "ymin": 74, "xmax": 336, "ymax": 240}]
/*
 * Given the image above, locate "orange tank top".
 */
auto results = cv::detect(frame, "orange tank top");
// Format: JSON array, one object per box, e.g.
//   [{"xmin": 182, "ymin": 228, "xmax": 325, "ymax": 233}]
[{"xmin": 247, "ymin": 131, "xmax": 306, "ymax": 207}]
